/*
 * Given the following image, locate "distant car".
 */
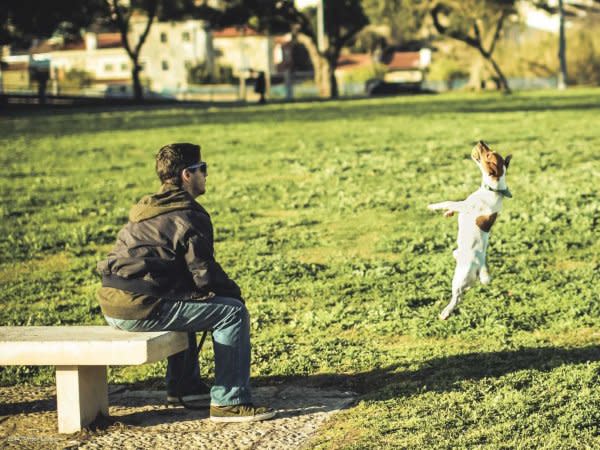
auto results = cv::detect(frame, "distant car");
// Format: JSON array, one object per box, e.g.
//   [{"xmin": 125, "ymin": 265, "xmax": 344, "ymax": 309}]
[
  {"xmin": 104, "ymin": 84, "xmax": 175, "ymax": 99},
  {"xmin": 366, "ymin": 79, "xmax": 431, "ymax": 96}
]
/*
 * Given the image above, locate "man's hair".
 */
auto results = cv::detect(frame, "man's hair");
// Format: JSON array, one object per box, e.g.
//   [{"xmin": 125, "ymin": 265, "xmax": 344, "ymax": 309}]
[{"xmin": 155, "ymin": 143, "xmax": 201, "ymax": 185}]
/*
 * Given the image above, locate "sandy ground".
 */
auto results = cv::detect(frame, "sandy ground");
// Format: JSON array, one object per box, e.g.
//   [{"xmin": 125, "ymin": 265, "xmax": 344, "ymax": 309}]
[{"xmin": 0, "ymin": 384, "xmax": 355, "ymax": 449}]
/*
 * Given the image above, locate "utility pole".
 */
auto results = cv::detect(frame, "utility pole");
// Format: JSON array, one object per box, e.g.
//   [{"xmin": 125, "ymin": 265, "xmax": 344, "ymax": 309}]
[
  {"xmin": 557, "ymin": 0, "xmax": 567, "ymax": 90},
  {"xmin": 317, "ymin": 0, "xmax": 325, "ymax": 53}
]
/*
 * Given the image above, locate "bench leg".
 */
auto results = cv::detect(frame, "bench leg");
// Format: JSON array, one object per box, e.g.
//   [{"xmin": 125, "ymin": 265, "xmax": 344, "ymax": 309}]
[{"xmin": 55, "ymin": 365, "xmax": 108, "ymax": 433}]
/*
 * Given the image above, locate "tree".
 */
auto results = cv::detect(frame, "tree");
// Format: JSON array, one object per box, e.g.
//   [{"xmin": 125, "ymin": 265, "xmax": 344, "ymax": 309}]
[
  {"xmin": 206, "ymin": 0, "xmax": 369, "ymax": 98},
  {"xmin": 106, "ymin": 0, "xmax": 158, "ymax": 102},
  {"xmin": 429, "ymin": 0, "xmax": 516, "ymax": 93},
  {"xmin": 1, "ymin": 0, "xmax": 102, "ymax": 46},
  {"xmin": 106, "ymin": 0, "xmax": 206, "ymax": 101},
  {"xmin": 360, "ymin": 0, "xmax": 429, "ymax": 47}
]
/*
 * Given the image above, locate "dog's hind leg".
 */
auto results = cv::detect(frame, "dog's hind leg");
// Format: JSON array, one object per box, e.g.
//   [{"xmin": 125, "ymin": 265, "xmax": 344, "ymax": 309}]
[
  {"xmin": 478, "ymin": 244, "xmax": 491, "ymax": 285},
  {"xmin": 440, "ymin": 264, "xmax": 477, "ymax": 320}
]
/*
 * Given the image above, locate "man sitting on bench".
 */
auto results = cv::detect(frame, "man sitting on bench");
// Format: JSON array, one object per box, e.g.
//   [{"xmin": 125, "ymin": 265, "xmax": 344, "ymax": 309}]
[{"xmin": 96, "ymin": 142, "xmax": 275, "ymax": 423}]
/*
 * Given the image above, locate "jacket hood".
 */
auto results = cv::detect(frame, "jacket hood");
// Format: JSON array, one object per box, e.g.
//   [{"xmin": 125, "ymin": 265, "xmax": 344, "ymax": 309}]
[{"xmin": 129, "ymin": 183, "xmax": 202, "ymax": 222}]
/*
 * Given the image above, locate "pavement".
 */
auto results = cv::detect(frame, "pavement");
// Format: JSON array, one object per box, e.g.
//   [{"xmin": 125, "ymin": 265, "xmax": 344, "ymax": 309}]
[{"xmin": 0, "ymin": 384, "xmax": 356, "ymax": 449}]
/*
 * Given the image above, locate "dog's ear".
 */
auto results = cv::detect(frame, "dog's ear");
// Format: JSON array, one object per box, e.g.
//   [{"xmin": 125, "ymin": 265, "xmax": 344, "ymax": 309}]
[{"xmin": 505, "ymin": 154, "xmax": 512, "ymax": 169}]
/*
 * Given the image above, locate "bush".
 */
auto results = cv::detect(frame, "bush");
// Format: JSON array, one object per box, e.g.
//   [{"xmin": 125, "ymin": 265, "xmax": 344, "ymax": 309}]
[
  {"xmin": 62, "ymin": 69, "xmax": 93, "ymax": 89},
  {"xmin": 188, "ymin": 62, "xmax": 238, "ymax": 84},
  {"xmin": 341, "ymin": 62, "xmax": 388, "ymax": 85},
  {"xmin": 493, "ymin": 20, "xmax": 600, "ymax": 86},
  {"xmin": 427, "ymin": 57, "xmax": 469, "ymax": 87},
  {"xmin": 566, "ymin": 22, "xmax": 600, "ymax": 85}
]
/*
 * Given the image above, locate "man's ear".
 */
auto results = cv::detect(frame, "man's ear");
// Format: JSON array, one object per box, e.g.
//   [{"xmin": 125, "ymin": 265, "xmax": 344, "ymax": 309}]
[
  {"xmin": 505, "ymin": 154, "xmax": 512, "ymax": 169},
  {"xmin": 181, "ymin": 168, "xmax": 192, "ymax": 183}
]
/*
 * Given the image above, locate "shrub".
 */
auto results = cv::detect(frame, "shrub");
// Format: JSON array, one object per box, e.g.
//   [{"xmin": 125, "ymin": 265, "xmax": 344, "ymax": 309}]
[
  {"xmin": 62, "ymin": 69, "xmax": 93, "ymax": 89},
  {"xmin": 188, "ymin": 62, "xmax": 238, "ymax": 84},
  {"xmin": 566, "ymin": 21, "xmax": 600, "ymax": 85}
]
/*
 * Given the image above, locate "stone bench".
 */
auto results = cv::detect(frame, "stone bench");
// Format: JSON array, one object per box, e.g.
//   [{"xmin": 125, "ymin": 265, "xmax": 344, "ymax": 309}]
[{"xmin": 0, "ymin": 326, "xmax": 187, "ymax": 433}]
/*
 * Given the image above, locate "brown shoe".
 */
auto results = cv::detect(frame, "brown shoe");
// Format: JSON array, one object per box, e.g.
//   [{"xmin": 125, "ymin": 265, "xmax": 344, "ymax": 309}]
[{"xmin": 210, "ymin": 404, "xmax": 276, "ymax": 423}]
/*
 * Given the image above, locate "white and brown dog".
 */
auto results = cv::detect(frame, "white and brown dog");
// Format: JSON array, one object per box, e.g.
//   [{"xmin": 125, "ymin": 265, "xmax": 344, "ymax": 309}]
[{"xmin": 428, "ymin": 141, "xmax": 512, "ymax": 320}]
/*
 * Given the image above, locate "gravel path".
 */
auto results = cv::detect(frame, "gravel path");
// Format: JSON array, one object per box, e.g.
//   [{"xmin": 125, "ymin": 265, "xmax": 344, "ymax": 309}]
[{"xmin": 0, "ymin": 385, "xmax": 355, "ymax": 449}]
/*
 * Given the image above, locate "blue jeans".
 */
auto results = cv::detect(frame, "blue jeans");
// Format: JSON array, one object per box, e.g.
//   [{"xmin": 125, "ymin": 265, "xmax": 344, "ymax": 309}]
[{"xmin": 104, "ymin": 296, "xmax": 251, "ymax": 406}]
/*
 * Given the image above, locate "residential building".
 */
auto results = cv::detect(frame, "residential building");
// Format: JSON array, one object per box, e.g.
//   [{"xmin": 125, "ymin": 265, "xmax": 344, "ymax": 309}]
[
  {"xmin": 212, "ymin": 27, "xmax": 275, "ymax": 77},
  {"xmin": 131, "ymin": 18, "xmax": 213, "ymax": 92}
]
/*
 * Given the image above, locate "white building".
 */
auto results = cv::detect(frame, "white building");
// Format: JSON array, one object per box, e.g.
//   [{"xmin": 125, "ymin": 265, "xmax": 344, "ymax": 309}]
[
  {"xmin": 212, "ymin": 27, "xmax": 275, "ymax": 77},
  {"xmin": 21, "ymin": 19, "xmax": 213, "ymax": 94},
  {"xmin": 131, "ymin": 19, "xmax": 213, "ymax": 92}
]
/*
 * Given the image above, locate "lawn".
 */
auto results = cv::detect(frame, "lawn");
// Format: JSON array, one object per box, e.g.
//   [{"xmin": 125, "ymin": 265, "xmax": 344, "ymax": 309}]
[{"xmin": 1, "ymin": 89, "xmax": 599, "ymax": 448}]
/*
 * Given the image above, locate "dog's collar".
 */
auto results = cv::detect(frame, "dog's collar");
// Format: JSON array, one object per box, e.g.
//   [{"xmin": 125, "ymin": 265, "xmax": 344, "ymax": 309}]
[{"xmin": 482, "ymin": 184, "xmax": 512, "ymax": 198}]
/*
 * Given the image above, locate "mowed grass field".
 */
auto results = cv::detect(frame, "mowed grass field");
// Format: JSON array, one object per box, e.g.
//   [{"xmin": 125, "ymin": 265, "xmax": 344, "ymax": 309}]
[{"xmin": 1, "ymin": 89, "xmax": 599, "ymax": 448}]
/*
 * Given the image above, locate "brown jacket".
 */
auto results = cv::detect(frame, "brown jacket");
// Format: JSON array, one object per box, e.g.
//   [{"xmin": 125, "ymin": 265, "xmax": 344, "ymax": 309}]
[{"xmin": 96, "ymin": 183, "xmax": 242, "ymax": 319}]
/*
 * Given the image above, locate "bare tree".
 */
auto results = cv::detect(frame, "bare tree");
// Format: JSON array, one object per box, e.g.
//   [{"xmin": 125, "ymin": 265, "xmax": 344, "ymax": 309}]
[
  {"xmin": 430, "ymin": 0, "xmax": 516, "ymax": 93},
  {"xmin": 107, "ymin": 0, "xmax": 158, "ymax": 102},
  {"xmin": 205, "ymin": 0, "xmax": 368, "ymax": 98}
]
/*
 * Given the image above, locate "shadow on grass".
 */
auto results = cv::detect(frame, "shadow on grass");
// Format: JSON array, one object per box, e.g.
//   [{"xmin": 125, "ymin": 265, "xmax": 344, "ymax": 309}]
[
  {"xmin": 254, "ymin": 344, "xmax": 600, "ymax": 398},
  {"xmin": 3, "ymin": 91, "xmax": 600, "ymax": 137},
  {"xmin": 2, "ymin": 344, "xmax": 599, "ymax": 418}
]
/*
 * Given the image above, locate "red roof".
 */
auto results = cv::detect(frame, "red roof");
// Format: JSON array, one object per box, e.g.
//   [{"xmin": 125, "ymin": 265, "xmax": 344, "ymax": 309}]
[
  {"xmin": 97, "ymin": 33, "xmax": 122, "ymax": 49},
  {"xmin": 3, "ymin": 61, "xmax": 28, "ymax": 71},
  {"xmin": 336, "ymin": 53, "xmax": 372, "ymax": 72},
  {"xmin": 386, "ymin": 51, "xmax": 420, "ymax": 70},
  {"xmin": 213, "ymin": 27, "xmax": 262, "ymax": 38},
  {"xmin": 29, "ymin": 33, "xmax": 122, "ymax": 54}
]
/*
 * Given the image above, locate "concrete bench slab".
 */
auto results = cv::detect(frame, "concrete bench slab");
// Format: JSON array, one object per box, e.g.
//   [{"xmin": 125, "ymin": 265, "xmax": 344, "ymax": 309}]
[{"xmin": 0, "ymin": 326, "xmax": 188, "ymax": 434}]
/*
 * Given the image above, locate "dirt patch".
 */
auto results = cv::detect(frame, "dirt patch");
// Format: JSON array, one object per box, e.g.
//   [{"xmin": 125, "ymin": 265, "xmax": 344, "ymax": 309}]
[{"xmin": 0, "ymin": 384, "xmax": 355, "ymax": 449}]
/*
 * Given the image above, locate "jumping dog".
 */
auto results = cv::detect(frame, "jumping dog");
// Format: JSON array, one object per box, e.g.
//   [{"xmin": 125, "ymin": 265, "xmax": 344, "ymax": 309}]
[{"xmin": 428, "ymin": 141, "xmax": 512, "ymax": 320}]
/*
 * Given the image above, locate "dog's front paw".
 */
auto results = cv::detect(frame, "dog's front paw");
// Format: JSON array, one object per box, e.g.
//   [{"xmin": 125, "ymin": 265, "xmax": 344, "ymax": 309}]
[
  {"xmin": 479, "ymin": 267, "xmax": 491, "ymax": 285},
  {"xmin": 439, "ymin": 308, "xmax": 452, "ymax": 320}
]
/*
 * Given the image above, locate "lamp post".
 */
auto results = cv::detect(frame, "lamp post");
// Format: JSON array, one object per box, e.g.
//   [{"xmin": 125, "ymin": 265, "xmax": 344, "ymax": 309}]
[{"xmin": 316, "ymin": 0, "xmax": 325, "ymax": 53}]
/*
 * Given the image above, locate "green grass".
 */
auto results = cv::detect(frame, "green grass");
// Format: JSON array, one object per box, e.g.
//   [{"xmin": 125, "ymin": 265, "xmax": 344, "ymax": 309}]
[{"xmin": 1, "ymin": 89, "xmax": 599, "ymax": 448}]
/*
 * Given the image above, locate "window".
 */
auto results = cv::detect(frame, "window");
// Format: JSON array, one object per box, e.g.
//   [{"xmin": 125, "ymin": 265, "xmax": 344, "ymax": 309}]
[
  {"xmin": 162, "ymin": 61, "xmax": 169, "ymax": 71},
  {"xmin": 104, "ymin": 63, "xmax": 114, "ymax": 72},
  {"xmin": 182, "ymin": 31, "xmax": 190, "ymax": 42},
  {"xmin": 184, "ymin": 60, "xmax": 193, "ymax": 70},
  {"xmin": 121, "ymin": 63, "xmax": 128, "ymax": 71},
  {"xmin": 160, "ymin": 32, "xmax": 167, "ymax": 43}
]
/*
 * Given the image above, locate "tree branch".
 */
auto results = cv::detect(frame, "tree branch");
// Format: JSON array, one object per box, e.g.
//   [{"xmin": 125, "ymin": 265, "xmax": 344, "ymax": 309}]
[
  {"xmin": 430, "ymin": 3, "xmax": 481, "ymax": 49},
  {"xmin": 109, "ymin": 0, "xmax": 135, "ymax": 60},
  {"xmin": 487, "ymin": 9, "xmax": 508, "ymax": 56},
  {"xmin": 133, "ymin": 0, "xmax": 158, "ymax": 58}
]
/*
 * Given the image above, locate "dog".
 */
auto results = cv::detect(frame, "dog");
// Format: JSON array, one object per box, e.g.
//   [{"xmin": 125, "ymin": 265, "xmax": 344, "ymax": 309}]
[{"xmin": 428, "ymin": 141, "xmax": 512, "ymax": 320}]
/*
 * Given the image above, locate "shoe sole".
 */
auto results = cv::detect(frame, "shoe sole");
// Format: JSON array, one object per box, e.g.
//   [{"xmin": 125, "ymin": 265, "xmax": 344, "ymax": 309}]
[
  {"xmin": 209, "ymin": 411, "xmax": 277, "ymax": 423},
  {"xmin": 166, "ymin": 393, "xmax": 211, "ymax": 404}
]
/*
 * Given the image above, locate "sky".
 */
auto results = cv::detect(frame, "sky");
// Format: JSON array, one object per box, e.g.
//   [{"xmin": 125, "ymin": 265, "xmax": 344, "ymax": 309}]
[{"xmin": 295, "ymin": 0, "xmax": 318, "ymax": 8}]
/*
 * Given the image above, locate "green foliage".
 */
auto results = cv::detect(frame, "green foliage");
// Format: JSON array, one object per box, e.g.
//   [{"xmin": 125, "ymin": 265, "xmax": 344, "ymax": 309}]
[
  {"xmin": 566, "ymin": 21, "xmax": 600, "ymax": 86},
  {"xmin": 62, "ymin": 68, "xmax": 94, "ymax": 89},
  {"xmin": 340, "ymin": 62, "xmax": 387, "ymax": 84},
  {"xmin": 187, "ymin": 62, "xmax": 237, "ymax": 84},
  {"xmin": 361, "ymin": 0, "xmax": 428, "ymax": 46},
  {"xmin": 427, "ymin": 56, "xmax": 469, "ymax": 84},
  {"xmin": 494, "ymin": 28, "xmax": 559, "ymax": 78},
  {"xmin": 1, "ymin": 89, "xmax": 600, "ymax": 447}
]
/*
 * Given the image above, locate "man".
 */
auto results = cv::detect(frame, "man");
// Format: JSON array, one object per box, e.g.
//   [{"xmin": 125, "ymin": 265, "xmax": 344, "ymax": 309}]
[
  {"xmin": 96, "ymin": 143, "xmax": 275, "ymax": 422},
  {"xmin": 254, "ymin": 71, "xmax": 266, "ymax": 105}
]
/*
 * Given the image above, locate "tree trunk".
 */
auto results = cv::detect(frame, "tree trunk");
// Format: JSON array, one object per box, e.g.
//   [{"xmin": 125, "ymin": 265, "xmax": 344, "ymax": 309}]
[
  {"xmin": 467, "ymin": 56, "xmax": 484, "ymax": 91},
  {"xmin": 558, "ymin": 0, "xmax": 568, "ymax": 89},
  {"xmin": 132, "ymin": 63, "xmax": 143, "ymax": 102},
  {"xmin": 296, "ymin": 33, "xmax": 333, "ymax": 98},
  {"xmin": 486, "ymin": 54, "xmax": 511, "ymax": 94},
  {"xmin": 327, "ymin": 56, "xmax": 338, "ymax": 98}
]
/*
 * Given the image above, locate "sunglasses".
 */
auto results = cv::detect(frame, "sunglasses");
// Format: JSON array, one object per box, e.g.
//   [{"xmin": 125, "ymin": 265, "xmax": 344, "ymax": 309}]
[{"xmin": 186, "ymin": 162, "xmax": 208, "ymax": 175}]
